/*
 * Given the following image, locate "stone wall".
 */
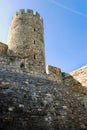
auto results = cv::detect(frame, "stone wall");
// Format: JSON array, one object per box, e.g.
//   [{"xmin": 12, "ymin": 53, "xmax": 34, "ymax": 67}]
[
  {"xmin": 0, "ymin": 42, "xmax": 8, "ymax": 55},
  {"xmin": 70, "ymin": 66, "xmax": 87, "ymax": 87},
  {"xmin": 63, "ymin": 66, "xmax": 87, "ymax": 109},
  {"xmin": 0, "ymin": 69, "xmax": 87, "ymax": 130},
  {"xmin": 46, "ymin": 65, "xmax": 62, "ymax": 84},
  {"xmin": 0, "ymin": 56, "xmax": 46, "ymax": 78},
  {"xmin": 7, "ymin": 9, "xmax": 45, "ymax": 75},
  {"xmin": 63, "ymin": 66, "xmax": 87, "ymax": 93}
]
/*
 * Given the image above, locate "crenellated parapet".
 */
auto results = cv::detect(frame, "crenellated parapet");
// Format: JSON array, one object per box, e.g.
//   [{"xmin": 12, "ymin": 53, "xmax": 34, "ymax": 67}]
[{"xmin": 14, "ymin": 9, "xmax": 42, "ymax": 20}]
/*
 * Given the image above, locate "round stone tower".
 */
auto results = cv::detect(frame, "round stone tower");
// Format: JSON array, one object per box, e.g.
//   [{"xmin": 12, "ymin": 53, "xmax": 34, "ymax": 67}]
[{"xmin": 7, "ymin": 9, "xmax": 46, "ymax": 74}]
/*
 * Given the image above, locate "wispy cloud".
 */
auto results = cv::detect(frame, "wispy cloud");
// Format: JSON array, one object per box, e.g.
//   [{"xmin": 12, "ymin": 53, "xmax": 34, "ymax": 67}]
[{"xmin": 47, "ymin": 0, "xmax": 87, "ymax": 18}]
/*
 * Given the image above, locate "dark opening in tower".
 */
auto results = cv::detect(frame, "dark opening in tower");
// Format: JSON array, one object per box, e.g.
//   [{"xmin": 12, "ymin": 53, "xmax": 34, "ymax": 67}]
[
  {"xmin": 34, "ymin": 55, "xmax": 36, "ymax": 59},
  {"xmin": 20, "ymin": 62, "xmax": 25, "ymax": 68},
  {"xmin": 34, "ymin": 40, "xmax": 35, "ymax": 44}
]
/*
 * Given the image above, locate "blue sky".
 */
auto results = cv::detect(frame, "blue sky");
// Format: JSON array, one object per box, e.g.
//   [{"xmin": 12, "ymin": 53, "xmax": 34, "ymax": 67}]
[{"xmin": 0, "ymin": 0, "xmax": 87, "ymax": 72}]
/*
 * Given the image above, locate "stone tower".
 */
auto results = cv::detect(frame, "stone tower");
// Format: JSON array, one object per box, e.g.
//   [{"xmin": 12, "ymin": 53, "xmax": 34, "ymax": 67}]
[{"xmin": 7, "ymin": 9, "xmax": 46, "ymax": 74}]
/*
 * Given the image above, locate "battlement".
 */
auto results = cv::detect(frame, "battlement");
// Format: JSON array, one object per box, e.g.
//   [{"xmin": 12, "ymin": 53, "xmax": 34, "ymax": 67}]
[{"xmin": 15, "ymin": 9, "xmax": 42, "ymax": 20}]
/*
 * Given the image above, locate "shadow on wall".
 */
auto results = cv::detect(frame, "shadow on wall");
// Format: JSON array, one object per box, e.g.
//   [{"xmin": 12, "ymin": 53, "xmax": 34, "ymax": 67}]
[
  {"xmin": 0, "ymin": 69, "xmax": 87, "ymax": 130},
  {"xmin": 62, "ymin": 72, "xmax": 87, "ymax": 109}
]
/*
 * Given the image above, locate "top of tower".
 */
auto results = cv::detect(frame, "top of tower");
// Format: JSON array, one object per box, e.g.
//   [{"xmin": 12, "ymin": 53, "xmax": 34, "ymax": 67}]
[{"xmin": 14, "ymin": 9, "xmax": 42, "ymax": 20}]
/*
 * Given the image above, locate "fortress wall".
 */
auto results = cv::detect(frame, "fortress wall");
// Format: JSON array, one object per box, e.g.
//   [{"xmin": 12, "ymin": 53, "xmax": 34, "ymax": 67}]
[
  {"xmin": 0, "ymin": 55, "xmax": 63, "ymax": 80},
  {"xmin": 63, "ymin": 73, "xmax": 84, "ymax": 95},
  {"xmin": 63, "ymin": 66, "xmax": 87, "ymax": 91},
  {"xmin": 46, "ymin": 65, "xmax": 62, "ymax": 84},
  {"xmin": 63, "ymin": 66, "xmax": 87, "ymax": 108},
  {"xmin": 0, "ymin": 42, "xmax": 8, "ymax": 55},
  {"xmin": 70, "ymin": 66, "xmax": 87, "ymax": 87},
  {"xmin": 0, "ymin": 56, "xmax": 20, "ymax": 72},
  {"xmin": 0, "ymin": 56, "xmax": 46, "ymax": 78}
]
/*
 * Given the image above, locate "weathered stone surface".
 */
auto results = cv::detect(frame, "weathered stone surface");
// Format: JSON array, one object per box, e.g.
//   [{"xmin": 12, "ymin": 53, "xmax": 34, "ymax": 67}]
[
  {"xmin": 46, "ymin": 65, "xmax": 62, "ymax": 84},
  {"xmin": 7, "ymin": 9, "xmax": 45, "ymax": 75},
  {"xmin": 0, "ymin": 42, "xmax": 8, "ymax": 55},
  {"xmin": 70, "ymin": 66, "xmax": 87, "ymax": 87},
  {"xmin": 63, "ymin": 66, "xmax": 87, "ymax": 109},
  {"xmin": 0, "ymin": 69, "xmax": 87, "ymax": 130},
  {"xmin": 0, "ymin": 9, "xmax": 87, "ymax": 130}
]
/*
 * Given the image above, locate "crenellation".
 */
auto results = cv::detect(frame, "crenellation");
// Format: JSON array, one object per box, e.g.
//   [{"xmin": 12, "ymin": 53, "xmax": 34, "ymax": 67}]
[
  {"xmin": 27, "ymin": 9, "xmax": 33, "ymax": 16},
  {"xmin": 15, "ymin": 12, "xmax": 18, "ymax": 16},
  {"xmin": 14, "ymin": 9, "xmax": 42, "ymax": 21},
  {"xmin": 35, "ymin": 12, "xmax": 40, "ymax": 17},
  {"xmin": 19, "ymin": 9, "xmax": 25, "ymax": 14},
  {"xmin": 14, "ymin": 10, "xmax": 25, "ymax": 17},
  {"xmin": 34, "ymin": 11, "xmax": 43, "ymax": 20},
  {"xmin": 14, "ymin": 9, "xmax": 32, "ymax": 17}
]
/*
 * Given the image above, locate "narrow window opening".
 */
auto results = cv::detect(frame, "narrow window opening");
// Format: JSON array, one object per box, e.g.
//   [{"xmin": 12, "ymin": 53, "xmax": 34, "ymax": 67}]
[
  {"xmin": 20, "ymin": 62, "xmax": 25, "ymax": 68},
  {"xmin": 34, "ymin": 28, "xmax": 35, "ymax": 31},
  {"xmin": 34, "ymin": 55, "xmax": 36, "ymax": 59},
  {"xmin": 34, "ymin": 40, "xmax": 35, "ymax": 44}
]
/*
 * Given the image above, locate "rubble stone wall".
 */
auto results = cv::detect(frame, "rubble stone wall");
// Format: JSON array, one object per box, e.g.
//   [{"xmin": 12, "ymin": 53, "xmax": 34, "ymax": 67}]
[
  {"xmin": 0, "ymin": 69, "xmax": 87, "ymax": 130},
  {"xmin": 46, "ymin": 65, "xmax": 62, "ymax": 84},
  {"xmin": 70, "ymin": 66, "xmax": 87, "ymax": 87},
  {"xmin": 63, "ymin": 66, "xmax": 87, "ymax": 92},
  {"xmin": 63, "ymin": 66, "xmax": 87, "ymax": 109},
  {"xmin": 0, "ymin": 56, "xmax": 46, "ymax": 78}
]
